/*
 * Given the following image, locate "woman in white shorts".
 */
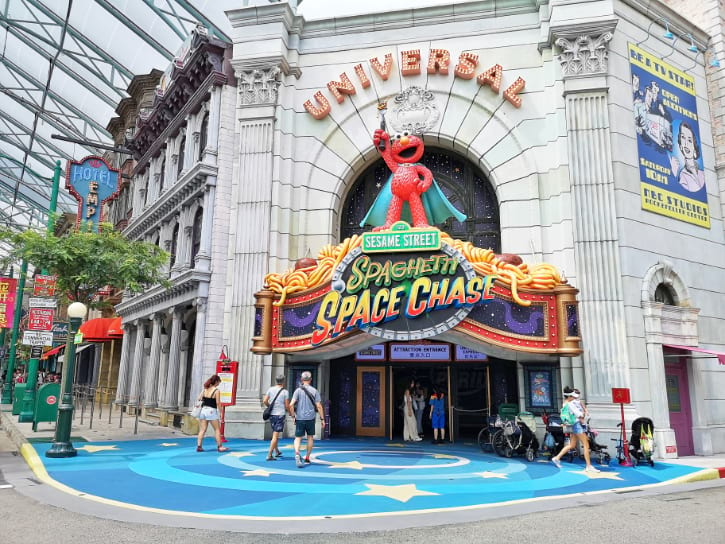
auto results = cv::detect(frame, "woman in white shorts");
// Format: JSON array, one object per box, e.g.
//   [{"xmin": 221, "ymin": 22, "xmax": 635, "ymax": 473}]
[{"xmin": 195, "ymin": 374, "xmax": 229, "ymax": 452}]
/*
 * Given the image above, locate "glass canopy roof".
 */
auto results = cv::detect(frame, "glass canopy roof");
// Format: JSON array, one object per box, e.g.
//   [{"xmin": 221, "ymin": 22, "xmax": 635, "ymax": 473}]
[{"xmin": 0, "ymin": 0, "xmax": 456, "ymax": 240}]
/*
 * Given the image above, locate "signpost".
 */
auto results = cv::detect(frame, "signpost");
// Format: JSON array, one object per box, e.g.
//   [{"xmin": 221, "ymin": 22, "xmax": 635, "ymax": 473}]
[
  {"xmin": 612, "ymin": 387, "xmax": 634, "ymax": 467},
  {"xmin": 215, "ymin": 348, "xmax": 238, "ymax": 443}
]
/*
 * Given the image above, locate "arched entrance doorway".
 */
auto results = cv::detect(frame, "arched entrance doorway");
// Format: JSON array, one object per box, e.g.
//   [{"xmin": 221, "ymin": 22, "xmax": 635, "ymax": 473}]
[{"xmin": 331, "ymin": 148, "xmax": 513, "ymax": 440}]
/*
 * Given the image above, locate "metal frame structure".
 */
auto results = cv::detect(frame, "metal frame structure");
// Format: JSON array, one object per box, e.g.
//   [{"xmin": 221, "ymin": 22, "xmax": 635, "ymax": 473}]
[{"xmin": 0, "ymin": 0, "xmax": 232, "ymax": 238}]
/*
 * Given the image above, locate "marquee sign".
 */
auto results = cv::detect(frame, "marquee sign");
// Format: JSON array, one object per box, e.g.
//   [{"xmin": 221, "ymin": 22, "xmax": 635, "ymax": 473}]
[
  {"xmin": 312, "ymin": 242, "xmax": 495, "ymax": 345},
  {"xmin": 66, "ymin": 155, "xmax": 121, "ymax": 231}
]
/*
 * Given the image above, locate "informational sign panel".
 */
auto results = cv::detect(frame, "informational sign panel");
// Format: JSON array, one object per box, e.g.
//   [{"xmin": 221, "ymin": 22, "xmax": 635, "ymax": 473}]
[
  {"xmin": 454, "ymin": 345, "xmax": 488, "ymax": 361},
  {"xmin": 66, "ymin": 155, "xmax": 121, "ymax": 231},
  {"xmin": 33, "ymin": 274, "xmax": 57, "ymax": 296},
  {"xmin": 22, "ymin": 331, "xmax": 53, "ymax": 346},
  {"xmin": 28, "ymin": 297, "xmax": 57, "ymax": 308},
  {"xmin": 215, "ymin": 360, "xmax": 238, "ymax": 406},
  {"xmin": 52, "ymin": 321, "xmax": 69, "ymax": 344},
  {"xmin": 0, "ymin": 277, "xmax": 17, "ymax": 329},
  {"xmin": 27, "ymin": 308, "xmax": 55, "ymax": 331},
  {"xmin": 355, "ymin": 344, "xmax": 386, "ymax": 361},
  {"xmin": 389, "ymin": 343, "xmax": 451, "ymax": 361},
  {"xmin": 629, "ymin": 43, "xmax": 709, "ymax": 228}
]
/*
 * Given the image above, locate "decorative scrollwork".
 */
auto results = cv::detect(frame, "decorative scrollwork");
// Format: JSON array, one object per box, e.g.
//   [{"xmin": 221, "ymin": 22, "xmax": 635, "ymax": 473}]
[{"xmin": 386, "ymin": 86, "xmax": 441, "ymax": 135}]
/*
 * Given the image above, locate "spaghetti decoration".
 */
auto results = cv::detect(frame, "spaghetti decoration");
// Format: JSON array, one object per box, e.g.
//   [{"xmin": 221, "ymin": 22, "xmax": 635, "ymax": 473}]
[{"xmin": 263, "ymin": 232, "xmax": 564, "ymax": 307}]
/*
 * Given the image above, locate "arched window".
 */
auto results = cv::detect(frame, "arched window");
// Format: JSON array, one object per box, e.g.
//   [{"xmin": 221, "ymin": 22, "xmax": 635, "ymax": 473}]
[
  {"xmin": 654, "ymin": 283, "xmax": 677, "ymax": 305},
  {"xmin": 190, "ymin": 208, "xmax": 203, "ymax": 268},
  {"xmin": 169, "ymin": 223, "xmax": 179, "ymax": 270},
  {"xmin": 198, "ymin": 113, "xmax": 209, "ymax": 162},
  {"xmin": 341, "ymin": 147, "xmax": 500, "ymax": 250},
  {"xmin": 177, "ymin": 136, "xmax": 186, "ymax": 177},
  {"xmin": 158, "ymin": 158, "xmax": 165, "ymax": 192}
]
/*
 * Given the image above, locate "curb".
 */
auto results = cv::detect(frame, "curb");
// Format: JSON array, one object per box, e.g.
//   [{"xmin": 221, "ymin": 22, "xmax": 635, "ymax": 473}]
[{"xmin": 0, "ymin": 409, "xmax": 30, "ymax": 452}]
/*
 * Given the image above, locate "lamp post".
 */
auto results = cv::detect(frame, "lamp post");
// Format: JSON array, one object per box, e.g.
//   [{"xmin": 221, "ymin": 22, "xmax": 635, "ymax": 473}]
[{"xmin": 46, "ymin": 302, "xmax": 87, "ymax": 458}]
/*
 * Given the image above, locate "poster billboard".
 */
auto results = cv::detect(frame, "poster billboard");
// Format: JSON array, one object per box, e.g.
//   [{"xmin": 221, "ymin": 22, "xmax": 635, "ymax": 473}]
[{"xmin": 629, "ymin": 43, "xmax": 709, "ymax": 228}]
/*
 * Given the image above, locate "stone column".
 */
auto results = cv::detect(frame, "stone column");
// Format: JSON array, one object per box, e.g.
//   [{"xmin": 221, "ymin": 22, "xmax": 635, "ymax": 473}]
[
  {"xmin": 223, "ymin": 63, "xmax": 281, "ymax": 439},
  {"xmin": 193, "ymin": 180, "xmax": 216, "ymax": 272},
  {"xmin": 554, "ymin": 23, "xmax": 631, "ymax": 404},
  {"xmin": 114, "ymin": 324, "xmax": 132, "ymax": 403},
  {"xmin": 127, "ymin": 319, "xmax": 147, "ymax": 406},
  {"xmin": 203, "ymin": 85, "xmax": 222, "ymax": 166},
  {"xmin": 160, "ymin": 308, "xmax": 182, "ymax": 410},
  {"xmin": 190, "ymin": 297, "xmax": 208, "ymax": 401},
  {"xmin": 143, "ymin": 314, "xmax": 163, "ymax": 408},
  {"xmin": 157, "ymin": 332, "xmax": 170, "ymax": 404}
]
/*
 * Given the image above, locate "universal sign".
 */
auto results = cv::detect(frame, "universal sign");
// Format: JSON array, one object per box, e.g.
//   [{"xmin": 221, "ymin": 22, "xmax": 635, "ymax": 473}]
[
  {"xmin": 311, "ymin": 242, "xmax": 496, "ymax": 345},
  {"xmin": 304, "ymin": 48, "xmax": 526, "ymax": 120}
]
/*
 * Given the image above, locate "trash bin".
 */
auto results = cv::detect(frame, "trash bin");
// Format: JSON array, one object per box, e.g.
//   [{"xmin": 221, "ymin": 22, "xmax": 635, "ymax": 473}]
[
  {"xmin": 11, "ymin": 383, "xmax": 27, "ymax": 415},
  {"xmin": 33, "ymin": 382, "xmax": 60, "ymax": 431}
]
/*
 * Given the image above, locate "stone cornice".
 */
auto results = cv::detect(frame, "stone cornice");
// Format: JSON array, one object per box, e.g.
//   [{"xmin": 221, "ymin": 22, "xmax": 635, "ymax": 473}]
[
  {"xmin": 115, "ymin": 269, "xmax": 211, "ymax": 322},
  {"xmin": 125, "ymin": 162, "xmax": 217, "ymax": 240}
]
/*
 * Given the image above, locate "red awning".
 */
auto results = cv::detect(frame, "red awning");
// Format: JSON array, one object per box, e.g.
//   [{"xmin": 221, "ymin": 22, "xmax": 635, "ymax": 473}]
[
  {"xmin": 107, "ymin": 316, "xmax": 123, "ymax": 337},
  {"xmin": 41, "ymin": 344, "xmax": 65, "ymax": 360},
  {"xmin": 664, "ymin": 344, "xmax": 725, "ymax": 365},
  {"xmin": 78, "ymin": 317, "xmax": 118, "ymax": 342}
]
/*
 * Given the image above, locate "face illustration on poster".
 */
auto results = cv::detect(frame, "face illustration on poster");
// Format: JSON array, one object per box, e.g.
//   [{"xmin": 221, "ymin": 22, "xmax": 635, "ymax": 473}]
[{"xmin": 670, "ymin": 121, "xmax": 705, "ymax": 192}]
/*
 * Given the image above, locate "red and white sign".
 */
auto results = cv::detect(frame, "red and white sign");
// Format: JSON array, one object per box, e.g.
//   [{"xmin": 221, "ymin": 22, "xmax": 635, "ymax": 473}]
[
  {"xmin": 33, "ymin": 274, "xmax": 57, "ymax": 297},
  {"xmin": 28, "ymin": 308, "xmax": 55, "ymax": 331},
  {"xmin": 666, "ymin": 445, "xmax": 677, "ymax": 454},
  {"xmin": 46, "ymin": 395, "xmax": 57, "ymax": 405},
  {"xmin": 215, "ymin": 359, "xmax": 239, "ymax": 406}
]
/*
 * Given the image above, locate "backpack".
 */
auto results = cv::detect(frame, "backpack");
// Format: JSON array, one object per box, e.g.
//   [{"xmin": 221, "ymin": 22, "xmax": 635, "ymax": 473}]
[{"xmin": 560, "ymin": 402, "xmax": 577, "ymax": 425}]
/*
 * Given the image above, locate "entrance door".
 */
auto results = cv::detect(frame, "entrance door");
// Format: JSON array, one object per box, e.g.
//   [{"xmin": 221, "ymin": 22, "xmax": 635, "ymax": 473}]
[
  {"xmin": 665, "ymin": 359, "xmax": 694, "ymax": 456},
  {"xmin": 356, "ymin": 366, "xmax": 386, "ymax": 436}
]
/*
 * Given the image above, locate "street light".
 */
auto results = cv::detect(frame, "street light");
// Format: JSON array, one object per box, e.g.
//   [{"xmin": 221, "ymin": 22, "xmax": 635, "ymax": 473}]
[{"xmin": 46, "ymin": 302, "xmax": 87, "ymax": 458}]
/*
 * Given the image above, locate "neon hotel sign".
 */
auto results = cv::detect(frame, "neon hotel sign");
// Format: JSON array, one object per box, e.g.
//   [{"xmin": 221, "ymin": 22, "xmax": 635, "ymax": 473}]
[{"xmin": 303, "ymin": 48, "xmax": 527, "ymax": 119}]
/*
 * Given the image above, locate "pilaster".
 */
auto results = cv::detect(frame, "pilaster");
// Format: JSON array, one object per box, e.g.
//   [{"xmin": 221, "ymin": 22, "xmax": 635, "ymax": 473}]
[
  {"xmin": 114, "ymin": 324, "xmax": 132, "ymax": 403},
  {"xmin": 190, "ymin": 297, "xmax": 208, "ymax": 401},
  {"xmin": 160, "ymin": 308, "xmax": 182, "ymax": 410},
  {"xmin": 127, "ymin": 319, "xmax": 147, "ymax": 406},
  {"xmin": 143, "ymin": 315, "xmax": 163, "ymax": 407}
]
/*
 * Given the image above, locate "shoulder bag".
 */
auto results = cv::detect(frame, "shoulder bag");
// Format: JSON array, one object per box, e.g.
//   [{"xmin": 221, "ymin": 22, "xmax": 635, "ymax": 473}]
[{"xmin": 263, "ymin": 387, "xmax": 284, "ymax": 421}]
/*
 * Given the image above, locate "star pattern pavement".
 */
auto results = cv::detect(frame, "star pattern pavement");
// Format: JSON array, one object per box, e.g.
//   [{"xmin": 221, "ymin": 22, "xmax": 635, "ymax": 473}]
[
  {"xmin": 356, "ymin": 483, "xmax": 439, "ymax": 503},
  {"xmin": 75, "ymin": 445, "xmax": 119, "ymax": 453}
]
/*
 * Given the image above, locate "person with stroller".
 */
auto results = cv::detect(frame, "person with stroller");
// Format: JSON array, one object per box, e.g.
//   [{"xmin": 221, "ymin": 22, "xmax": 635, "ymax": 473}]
[{"xmin": 551, "ymin": 386, "xmax": 600, "ymax": 473}]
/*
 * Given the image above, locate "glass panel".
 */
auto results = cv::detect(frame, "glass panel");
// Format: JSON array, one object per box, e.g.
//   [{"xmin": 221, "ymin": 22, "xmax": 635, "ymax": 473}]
[
  {"xmin": 361, "ymin": 371, "xmax": 381, "ymax": 427},
  {"xmin": 566, "ymin": 304, "xmax": 579, "ymax": 337},
  {"xmin": 666, "ymin": 375, "xmax": 681, "ymax": 412}
]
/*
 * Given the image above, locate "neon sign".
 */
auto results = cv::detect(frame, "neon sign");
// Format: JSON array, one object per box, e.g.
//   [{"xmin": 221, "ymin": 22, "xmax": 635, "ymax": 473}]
[
  {"xmin": 66, "ymin": 156, "xmax": 120, "ymax": 231},
  {"xmin": 312, "ymin": 243, "xmax": 495, "ymax": 345}
]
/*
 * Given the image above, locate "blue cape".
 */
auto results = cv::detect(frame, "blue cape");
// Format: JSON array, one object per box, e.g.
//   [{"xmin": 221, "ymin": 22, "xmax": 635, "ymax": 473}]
[{"xmin": 360, "ymin": 172, "xmax": 467, "ymax": 228}]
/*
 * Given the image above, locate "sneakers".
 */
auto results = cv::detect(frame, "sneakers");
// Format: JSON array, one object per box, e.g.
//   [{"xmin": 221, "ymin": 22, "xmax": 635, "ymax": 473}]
[
  {"xmin": 551, "ymin": 458, "xmax": 562, "ymax": 468},
  {"xmin": 304, "ymin": 457, "xmax": 311, "ymax": 464},
  {"xmin": 295, "ymin": 453, "xmax": 304, "ymax": 468},
  {"xmin": 585, "ymin": 466, "xmax": 601, "ymax": 473},
  {"xmin": 196, "ymin": 446, "xmax": 203, "ymax": 452}
]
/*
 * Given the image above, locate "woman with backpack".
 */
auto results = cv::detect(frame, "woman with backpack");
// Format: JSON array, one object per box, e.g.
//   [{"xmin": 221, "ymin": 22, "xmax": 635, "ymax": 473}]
[{"xmin": 550, "ymin": 386, "xmax": 600, "ymax": 472}]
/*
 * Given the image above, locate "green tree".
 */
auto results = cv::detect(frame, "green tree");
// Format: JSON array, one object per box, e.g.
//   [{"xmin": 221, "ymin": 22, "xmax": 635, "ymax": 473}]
[{"xmin": 0, "ymin": 222, "xmax": 170, "ymax": 308}]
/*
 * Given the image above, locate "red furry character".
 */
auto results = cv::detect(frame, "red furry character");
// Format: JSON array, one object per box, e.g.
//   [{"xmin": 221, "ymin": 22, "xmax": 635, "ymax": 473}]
[{"xmin": 372, "ymin": 129, "xmax": 433, "ymax": 231}]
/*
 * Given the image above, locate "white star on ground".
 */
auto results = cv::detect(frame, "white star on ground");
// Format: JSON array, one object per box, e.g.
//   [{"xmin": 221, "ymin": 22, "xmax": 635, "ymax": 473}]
[
  {"xmin": 241, "ymin": 469, "xmax": 272, "ymax": 477},
  {"xmin": 228, "ymin": 451, "xmax": 256, "ymax": 458},
  {"xmin": 328, "ymin": 460, "xmax": 365, "ymax": 470},
  {"xmin": 570, "ymin": 469, "xmax": 623, "ymax": 480},
  {"xmin": 473, "ymin": 471, "xmax": 508, "ymax": 479},
  {"xmin": 356, "ymin": 483, "xmax": 438, "ymax": 503},
  {"xmin": 159, "ymin": 443, "xmax": 178, "ymax": 447},
  {"xmin": 75, "ymin": 445, "xmax": 119, "ymax": 453}
]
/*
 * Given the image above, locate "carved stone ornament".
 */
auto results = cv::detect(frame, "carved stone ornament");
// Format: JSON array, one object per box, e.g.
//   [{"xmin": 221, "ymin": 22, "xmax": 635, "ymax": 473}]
[
  {"xmin": 238, "ymin": 66, "xmax": 281, "ymax": 106},
  {"xmin": 386, "ymin": 86, "xmax": 441, "ymax": 135},
  {"xmin": 555, "ymin": 33, "xmax": 613, "ymax": 77}
]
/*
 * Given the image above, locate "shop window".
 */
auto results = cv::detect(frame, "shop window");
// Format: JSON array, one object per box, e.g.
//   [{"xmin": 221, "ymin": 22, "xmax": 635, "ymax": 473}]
[
  {"xmin": 190, "ymin": 208, "xmax": 203, "ymax": 268},
  {"xmin": 198, "ymin": 113, "xmax": 209, "ymax": 161},
  {"xmin": 177, "ymin": 136, "xmax": 186, "ymax": 177},
  {"xmin": 654, "ymin": 283, "xmax": 677, "ymax": 305},
  {"xmin": 340, "ymin": 147, "xmax": 500, "ymax": 250},
  {"xmin": 169, "ymin": 223, "xmax": 179, "ymax": 269}
]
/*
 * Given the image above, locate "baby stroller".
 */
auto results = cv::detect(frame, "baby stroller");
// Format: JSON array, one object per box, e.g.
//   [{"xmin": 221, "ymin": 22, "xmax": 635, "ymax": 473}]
[
  {"xmin": 629, "ymin": 417, "xmax": 655, "ymax": 466},
  {"xmin": 585, "ymin": 420, "xmax": 611, "ymax": 465},
  {"xmin": 493, "ymin": 411, "xmax": 539, "ymax": 462},
  {"xmin": 541, "ymin": 411, "xmax": 567, "ymax": 458}
]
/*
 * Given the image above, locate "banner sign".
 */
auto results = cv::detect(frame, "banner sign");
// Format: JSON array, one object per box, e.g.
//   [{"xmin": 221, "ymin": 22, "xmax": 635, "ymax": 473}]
[
  {"xmin": 312, "ymin": 241, "xmax": 495, "ymax": 345},
  {"xmin": 389, "ymin": 343, "xmax": 451, "ymax": 361},
  {"xmin": 0, "ymin": 277, "xmax": 17, "ymax": 329},
  {"xmin": 355, "ymin": 344, "xmax": 386, "ymax": 361},
  {"xmin": 52, "ymin": 321, "xmax": 69, "ymax": 343},
  {"xmin": 362, "ymin": 222, "xmax": 441, "ymax": 253},
  {"xmin": 28, "ymin": 308, "xmax": 55, "ymax": 331},
  {"xmin": 22, "ymin": 331, "xmax": 53, "ymax": 346},
  {"xmin": 33, "ymin": 274, "xmax": 57, "ymax": 296},
  {"xmin": 66, "ymin": 155, "xmax": 121, "ymax": 231},
  {"xmin": 629, "ymin": 43, "xmax": 709, "ymax": 228}
]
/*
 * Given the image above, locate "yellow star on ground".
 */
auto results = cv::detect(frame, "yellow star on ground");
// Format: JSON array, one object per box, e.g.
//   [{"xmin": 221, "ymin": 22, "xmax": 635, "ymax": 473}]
[
  {"xmin": 432, "ymin": 453, "xmax": 457, "ymax": 459},
  {"xmin": 570, "ymin": 469, "xmax": 623, "ymax": 480},
  {"xmin": 159, "ymin": 443, "xmax": 178, "ymax": 447},
  {"xmin": 356, "ymin": 484, "xmax": 438, "ymax": 503},
  {"xmin": 328, "ymin": 460, "xmax": 365, "ymax": 470},
  {"xmin": 386, "ymin": 443, "xmax": 406, "ymax": 448},
  {"xmin": 241, "ymin": 469, "xmax": 272, "ymax": 477},
  {"xmin": 228, "ymin": 451, "xmax": 255, "ymax": 458},
  {"xmin": 75, "ymin": 445, "xmax": 119, "ymax": 453},
  {"xmin": 473, "ymin": 471, "xmax": 508, "ymax": 479}
]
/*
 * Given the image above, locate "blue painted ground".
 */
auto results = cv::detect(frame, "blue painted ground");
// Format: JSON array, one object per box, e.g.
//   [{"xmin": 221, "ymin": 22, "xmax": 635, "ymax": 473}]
[{"xmin": 31, "ymin": 438, "xmax": 703, "ymax": 518}]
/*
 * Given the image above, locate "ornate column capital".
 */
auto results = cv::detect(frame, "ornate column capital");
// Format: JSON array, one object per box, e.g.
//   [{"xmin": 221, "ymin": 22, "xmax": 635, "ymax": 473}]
[
  {"xmin": 235, "ymin": 65, "xmax": 282, "ymax": 106},
  {"xmin": 551, "ymin": 20, "xmax": 618, "ymax": 79}
]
